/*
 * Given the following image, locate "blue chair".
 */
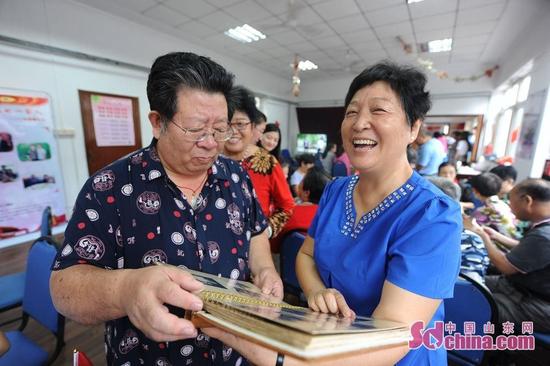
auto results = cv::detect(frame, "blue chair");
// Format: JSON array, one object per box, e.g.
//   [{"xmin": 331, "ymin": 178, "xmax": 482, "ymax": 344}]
[
  {"xmin": 0, "ymin": 237, "xmax": 65, "ymax": 366},
  {"xmin": 331, "ymin": 161, "xmax": 347, "ymax": 177},
  {"xmin": 40, "ymin": 206, "xmax": 53, "ymax": 237},
  {"xmin": 280, "ymin": 231, "xmax": 306, "ymax": 299},
  {"xmin": 0, "ymin": 207, "xmax": 54, "ymax": 325},
  {"xmin": 0, "ymin": 272, "xmax": 25, "ymax": 318},
  {"xmin": 444, "ymin": 272, "xmax": 498, "ymax": 366}
]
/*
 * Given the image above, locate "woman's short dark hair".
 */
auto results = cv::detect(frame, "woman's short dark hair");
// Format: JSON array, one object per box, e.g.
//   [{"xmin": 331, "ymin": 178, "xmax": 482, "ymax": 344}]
[
  {"xmin": 515, "ymin": 179, "xmax": 550, "ymax": 202},
  {"xmin": 470, "ymin": 172, "xmax": 502, "ymax": 197},
  {"xmin": 490, "ymin": 165, "xmax": 518, "ymax": 183},
  {"xmin": 255, "ymin": 110, "xmax": 267, "ymax": 125},
  {"xmin": 146, "ymin": 52, "xmax": 234, "ymax": 131},
  {"xmin": 258, "ymin": 123, "xmax": 282, "ymax": 159},
  {"xmin": 229, "ymin": 86, "xmax": 259, "ymax": 123},
  {"xmin": 302, "ymin": 167, "xmax": 330, "ymax": 204},
  {"xmin": 344, "ymin": 61, "xmax": 431, "ymax": 126}
]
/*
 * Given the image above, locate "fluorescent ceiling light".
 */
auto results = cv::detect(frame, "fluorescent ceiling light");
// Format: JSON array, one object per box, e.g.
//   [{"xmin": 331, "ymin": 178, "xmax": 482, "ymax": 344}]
[
  {"xmin": 427, "ymin": 38, "xmax": 452, "ymax": 53},
  {"xmin": 407, "ymin": 0, "xmax": 425, "ymax": 3},
  {"xmin": 298, "ymin": 60, "xmax": 318, "ymax": 71},
  {"xmin": 224, "ymin": 24, "xmax": 266, "ymax": 43}
]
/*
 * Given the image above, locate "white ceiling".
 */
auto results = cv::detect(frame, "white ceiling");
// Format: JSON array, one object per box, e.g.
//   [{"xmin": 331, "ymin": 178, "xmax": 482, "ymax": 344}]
[{"xmin": 74, "ymin": 0, "xmax": 536, "ymax": 82}]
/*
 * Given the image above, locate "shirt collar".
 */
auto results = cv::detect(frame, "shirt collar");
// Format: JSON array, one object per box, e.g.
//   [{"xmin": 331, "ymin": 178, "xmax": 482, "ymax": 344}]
[{"xmin": 137, "ymin": 138, "xmax": 230, "ymax": 183}]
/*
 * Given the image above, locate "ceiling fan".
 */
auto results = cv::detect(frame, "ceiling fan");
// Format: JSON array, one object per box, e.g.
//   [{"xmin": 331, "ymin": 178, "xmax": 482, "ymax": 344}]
[
  {"xmin": 258, "ymin": 0, "xmax": 322, "ymax": 37},
  {"xmin": 321, "ymin": 50, "xmax": 366, "ymax": 76}
]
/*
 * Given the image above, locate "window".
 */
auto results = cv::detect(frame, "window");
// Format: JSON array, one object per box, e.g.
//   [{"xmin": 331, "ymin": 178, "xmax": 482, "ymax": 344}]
[
  {"xmin": 490, "ymin": 75, "xmax": 531, "ymax": 159},
  {"xmin": 517, "ymin": 76, "xmax": 531, "ymax": 103}
]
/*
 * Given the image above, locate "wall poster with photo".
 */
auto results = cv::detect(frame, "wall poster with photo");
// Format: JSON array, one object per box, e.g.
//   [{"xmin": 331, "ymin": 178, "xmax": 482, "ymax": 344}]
[
  {"xmin": 0, "ymin": 89, "xmax": 66, "ymax": 240},
  {"xmin": 517, "ymin": 89, "xmax": 547, "ymax": 160}
]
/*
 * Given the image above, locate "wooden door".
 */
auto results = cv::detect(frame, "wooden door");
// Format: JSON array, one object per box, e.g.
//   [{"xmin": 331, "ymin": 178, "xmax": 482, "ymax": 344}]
[{"xmin": 78, "ymin": 90, "xmax": 142, "ymax": 176}]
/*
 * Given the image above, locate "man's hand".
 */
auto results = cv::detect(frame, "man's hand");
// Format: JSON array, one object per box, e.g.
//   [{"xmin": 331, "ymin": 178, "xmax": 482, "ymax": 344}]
[
  {"xmin": 252, "ymin": 267, "xmax": 284, "ymax": 300},
  {"xmin": 482, "ymin": 226, "xmax": 499, "ymax": 238},
  {"xmin": 462, "ymin": 214, "xmax": 483, "ymax": 235},
  {"xmin": 119, "ymin": 264, "xmax": 204, "ymax": 342},
  {"xmin": 307, "ymin": 288, "xmax": 355, "ymax": 318}
]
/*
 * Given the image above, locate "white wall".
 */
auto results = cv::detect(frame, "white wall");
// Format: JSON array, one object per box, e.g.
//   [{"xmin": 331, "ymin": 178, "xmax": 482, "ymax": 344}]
[
  {"xmin": 490, "ymin": 0, "xmax": 550, "ymax": 179},
  {"xmin": 293, "ymin": 65, "xmax": 493, "ymax": 144},
  {"xmin": 260, "ymin": 99, "xmax": 291, "ymax": 150},
  {"xmin": 0, "ymin": 0, "xmax": 296, "ymax": 217}
]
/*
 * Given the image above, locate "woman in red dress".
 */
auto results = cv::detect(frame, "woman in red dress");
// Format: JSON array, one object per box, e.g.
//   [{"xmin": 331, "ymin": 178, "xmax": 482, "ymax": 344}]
[{"xmin": 224, "ymin": 86, "xmax": 295, "ymax": 241}]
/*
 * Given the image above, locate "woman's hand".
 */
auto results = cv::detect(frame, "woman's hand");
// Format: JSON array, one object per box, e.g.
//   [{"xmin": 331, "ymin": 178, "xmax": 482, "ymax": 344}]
[{"xmin": 307, "ymin": 288, "xmax": 355, "ymax": 318}]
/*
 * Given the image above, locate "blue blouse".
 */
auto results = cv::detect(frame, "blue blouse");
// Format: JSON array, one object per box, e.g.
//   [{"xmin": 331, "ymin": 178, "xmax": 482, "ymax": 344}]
[
  {"xmin": 54, "ymin": 139, "xmax": 267, "ymax": 366},
  {"xmin": 308, "ymin": 171, "xmax": 461, "ymax": 365}
]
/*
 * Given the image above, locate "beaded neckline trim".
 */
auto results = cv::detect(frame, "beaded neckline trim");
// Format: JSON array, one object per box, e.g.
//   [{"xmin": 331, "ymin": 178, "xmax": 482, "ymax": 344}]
[{"xmin": 341, "ymin": 175, "xmax": 415, "ymax": 238}]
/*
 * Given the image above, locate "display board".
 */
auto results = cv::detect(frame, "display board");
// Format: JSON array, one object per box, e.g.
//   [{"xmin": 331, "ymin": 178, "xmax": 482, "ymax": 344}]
[{"xmin": 0, "ymin": 89, "xmax": 66, "ymax": 239}]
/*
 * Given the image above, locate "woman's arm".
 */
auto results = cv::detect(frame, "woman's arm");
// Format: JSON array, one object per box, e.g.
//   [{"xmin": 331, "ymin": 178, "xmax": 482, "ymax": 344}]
[
  {"xmin": 0, "ymin": 331, "xmax": 10, "ymax": 356},
  {"xmin": 296, "ymin": 235, "xmax": 354, "ymax": 317},
  {"xmin": 268, "ymin": 163, "xmax": 295, "ymax": 237},
  {"xmin": 296, "ymin": 236, "xmax": 324, "ymax": 297}
]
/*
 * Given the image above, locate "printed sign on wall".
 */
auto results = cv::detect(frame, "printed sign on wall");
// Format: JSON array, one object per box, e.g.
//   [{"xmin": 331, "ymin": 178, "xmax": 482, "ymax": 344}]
[{"xmin": 0, "ymin": 90, "xmax": 66, "ymax": 239}]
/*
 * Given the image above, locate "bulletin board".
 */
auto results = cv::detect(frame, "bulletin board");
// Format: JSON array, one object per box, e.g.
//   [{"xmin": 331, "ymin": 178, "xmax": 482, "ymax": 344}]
[
  {"xmin": 0, "ymin": 89, "xmax": 66, "ymax": 239},
  {"xmin": 78, "ymin": 90, "xmax": 142, "ymax": 175}
]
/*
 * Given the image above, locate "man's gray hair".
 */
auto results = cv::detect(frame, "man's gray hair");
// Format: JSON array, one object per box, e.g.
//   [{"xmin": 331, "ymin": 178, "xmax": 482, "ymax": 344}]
[{"xmin": 425, "ymin": 176, "xmax": 461, "ymax": 201}]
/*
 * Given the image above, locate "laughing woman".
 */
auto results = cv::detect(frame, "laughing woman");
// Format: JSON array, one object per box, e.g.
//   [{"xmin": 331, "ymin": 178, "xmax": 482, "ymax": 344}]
[
  {"xmin": 224, "ymin": 86, "xmax": 295, "ymax": 242},
  {"xmin": 294, "ymin": 62, "xmax": 462, "ymax": 365}
]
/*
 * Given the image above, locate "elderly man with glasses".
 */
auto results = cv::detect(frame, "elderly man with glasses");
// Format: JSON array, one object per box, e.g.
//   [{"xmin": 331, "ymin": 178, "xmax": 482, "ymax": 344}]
[{"xmin": 50, "ymin": 52, "xmax": 282, "ymax": 366}]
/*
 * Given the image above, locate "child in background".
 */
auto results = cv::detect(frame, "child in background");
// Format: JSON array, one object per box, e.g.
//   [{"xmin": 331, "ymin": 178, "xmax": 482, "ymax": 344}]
[
  {"xmin": 271, "ymin": 167, "xmax": 330, "ymax": 253},
  {"xmin": 438, "ymin": 162, "xmax": 457, "ymax": 183},
  {"xmin": 290, "ymin": 153, "xmax": 315, "ymax": 197}
]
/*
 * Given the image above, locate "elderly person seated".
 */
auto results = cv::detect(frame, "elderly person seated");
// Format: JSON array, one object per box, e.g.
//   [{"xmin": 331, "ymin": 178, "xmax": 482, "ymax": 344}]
[
  {"xmin": 426, "ymin": 176, "xmax": 490, "ymax": 281},
  {"xmin": 465, "ymin": 178, "xmax": 550, "ymax": 333}
]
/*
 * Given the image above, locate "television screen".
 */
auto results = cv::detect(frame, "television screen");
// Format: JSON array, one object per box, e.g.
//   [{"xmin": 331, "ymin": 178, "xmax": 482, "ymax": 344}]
[{"xmin": 296, "ymin": 133, "xmax": 327, "ymax": 155}]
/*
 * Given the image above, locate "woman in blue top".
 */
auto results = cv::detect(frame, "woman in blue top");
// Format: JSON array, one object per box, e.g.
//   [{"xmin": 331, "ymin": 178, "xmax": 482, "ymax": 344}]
[
  {"xmin": 203, "ymin": 62, "xmax": 461, "ymax": 366},
  {"xmin": 295, "ymin": 61, "xmax": 462, "ymax": 366}
]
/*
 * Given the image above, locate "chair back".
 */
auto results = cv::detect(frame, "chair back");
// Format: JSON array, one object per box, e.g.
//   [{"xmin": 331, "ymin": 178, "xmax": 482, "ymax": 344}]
[
  {"xmin": 280, "ymin": 149, "xmax": 292, "ymax": 163},
  {"xmin": 23, "ymin": 238, "xmax": 63, "ymax": 334},
  {"xmin": 444, "ymin": 272, "xmax": 498, "ymax": 365},
  {"xmin": 280, "ymin": 231, "xmax": 306, "ymax": 297},
  {"xmin": 331, "ymin": 161, "xmax": 347, "ymax": 177},
  {"xmin": 41, "ymin": 206, "xmax": 53, "ymax": 237}
]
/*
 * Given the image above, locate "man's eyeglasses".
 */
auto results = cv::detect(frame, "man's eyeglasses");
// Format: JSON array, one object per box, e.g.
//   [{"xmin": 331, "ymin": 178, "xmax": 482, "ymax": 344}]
[{"xmin": 170, "ymin": 120, "xmax": 233, "ymax": 142}]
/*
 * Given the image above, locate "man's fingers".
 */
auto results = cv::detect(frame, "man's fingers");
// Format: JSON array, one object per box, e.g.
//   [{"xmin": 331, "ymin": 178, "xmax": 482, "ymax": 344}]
[
  {"xmin": 143, "ymin": 307, "xmax": 198, "ymax": 341},
  {"xmin": 165, "ymin": 267, "xmax": 204, "ymax": 292},
  {"xmin": 271, "ymin": 282, "xmax": 284, "ymax": 299},
  {"xmin": 158, "ymin": 281, "xmax": 203, "ymax": 312}
]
